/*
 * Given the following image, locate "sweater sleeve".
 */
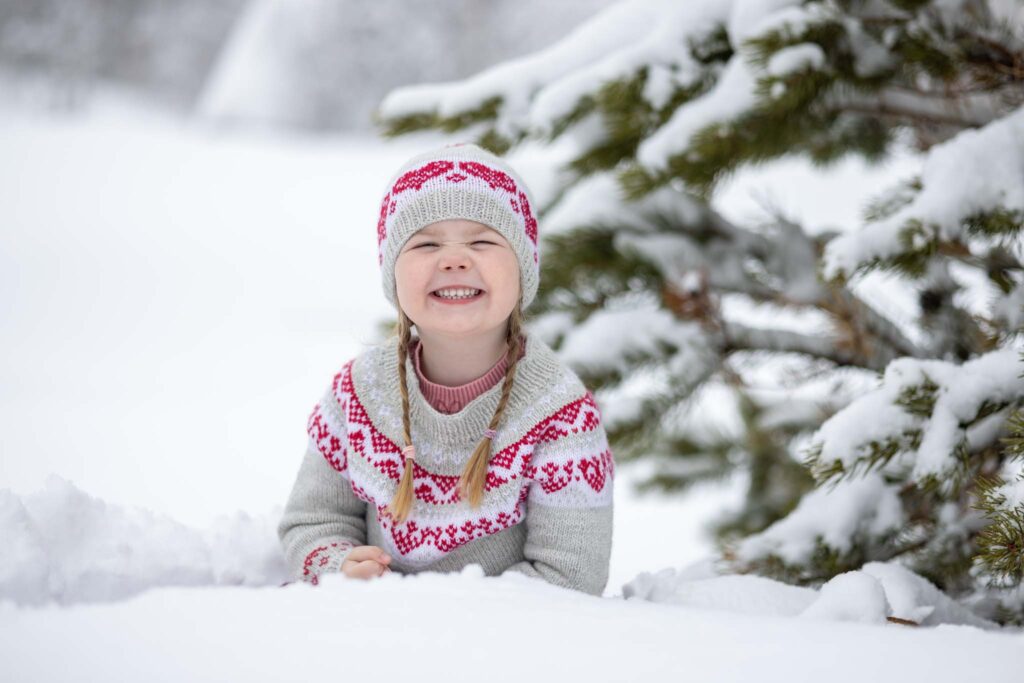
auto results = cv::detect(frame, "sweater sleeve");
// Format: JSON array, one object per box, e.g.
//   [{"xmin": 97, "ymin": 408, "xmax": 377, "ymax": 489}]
[
  {"xmin": 500, "ymin": 392, "xmax": 615, "ymax": 596},
  {"xmin": 277, "ymin": 373, "xmax": 368, "ymax": 585}
]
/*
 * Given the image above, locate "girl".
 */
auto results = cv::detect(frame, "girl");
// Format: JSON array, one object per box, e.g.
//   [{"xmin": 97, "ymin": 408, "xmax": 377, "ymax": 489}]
[{"xmin": 277, "ymin": 142, "xmax": 615, "ymax": 596}]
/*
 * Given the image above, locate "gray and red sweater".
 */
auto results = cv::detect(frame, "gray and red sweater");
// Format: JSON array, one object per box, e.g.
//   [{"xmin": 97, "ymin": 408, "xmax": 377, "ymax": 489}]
[{"xmin": 276, "ymin": 333, "xmax": 615, "ymax": 595}]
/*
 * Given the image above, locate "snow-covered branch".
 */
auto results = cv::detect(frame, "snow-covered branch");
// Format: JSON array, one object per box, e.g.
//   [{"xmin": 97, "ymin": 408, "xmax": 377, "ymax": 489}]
[
  {"xmin": 806, "ymin": 345, "xmax": 1024, "ymax": 487},
  {"xmin": 822, "ymin": 107, "xmax": 1024, "ymax": 282}
]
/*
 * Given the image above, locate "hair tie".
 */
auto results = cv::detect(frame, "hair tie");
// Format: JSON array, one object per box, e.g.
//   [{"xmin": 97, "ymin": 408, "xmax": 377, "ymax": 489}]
[
  {"xmin": 402, "ymin": 444, "xmax": 416, "ymax": 460},
  {"xmin": 483, "ymin": 428, "xmax": 497, "ymax": 440}
]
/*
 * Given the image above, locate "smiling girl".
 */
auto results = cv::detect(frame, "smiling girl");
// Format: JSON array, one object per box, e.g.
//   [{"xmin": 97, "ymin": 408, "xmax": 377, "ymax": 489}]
[{"xmin": 277, "ymin": 143, "xmax": 615, "ymax": 595}]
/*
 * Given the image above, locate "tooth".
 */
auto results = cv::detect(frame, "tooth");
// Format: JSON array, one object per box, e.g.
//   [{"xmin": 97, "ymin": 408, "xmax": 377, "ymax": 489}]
[{"xmin": 436, "ymin": 288, "xmax": 479, "ymax": 297}]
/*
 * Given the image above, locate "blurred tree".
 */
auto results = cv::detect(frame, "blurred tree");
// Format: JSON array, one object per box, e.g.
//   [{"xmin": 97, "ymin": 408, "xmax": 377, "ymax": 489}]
[
  {"xmin": 0, "ymin": 0, "xmax": 617, "ymax": 129},
  {"xmin": 199, "ymin": 0, "xmax": 617, "ymax": 130},
  {"xmin": 0, "ymin": 0, "xmax": 244, "ymax": 110},
  {"xmin": 374, "ymin": 0, "xmax": 1024, "ymax": 624}
]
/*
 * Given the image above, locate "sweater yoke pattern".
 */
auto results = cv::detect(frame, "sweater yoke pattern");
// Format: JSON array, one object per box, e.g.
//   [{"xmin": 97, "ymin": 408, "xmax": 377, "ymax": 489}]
[{"xmin": 305, "ymin": 334, "xmax": 614, "ymax": 569}]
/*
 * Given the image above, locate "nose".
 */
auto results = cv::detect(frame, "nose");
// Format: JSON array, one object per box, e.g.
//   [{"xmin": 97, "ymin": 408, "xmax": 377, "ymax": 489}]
[{"xmin": 439, "ymin": 248, "xmax": 472, "ymax": 271}]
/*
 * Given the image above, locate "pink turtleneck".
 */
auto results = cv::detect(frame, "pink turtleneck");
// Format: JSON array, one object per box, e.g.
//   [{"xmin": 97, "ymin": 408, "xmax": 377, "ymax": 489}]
[{"xmin": 411, "ymin": 335, "xmax": 527, "ymax": 414}]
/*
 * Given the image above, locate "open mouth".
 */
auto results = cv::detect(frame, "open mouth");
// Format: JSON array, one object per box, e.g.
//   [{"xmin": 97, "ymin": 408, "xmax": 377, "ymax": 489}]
[{"xmin": 430, "ymin": 288, "xmax": 485, "ymax": 302}]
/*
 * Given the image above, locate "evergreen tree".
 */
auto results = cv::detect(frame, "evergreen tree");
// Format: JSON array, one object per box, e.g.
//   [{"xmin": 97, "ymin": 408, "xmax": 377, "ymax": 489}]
[{"xmin": 373, "ymin": 0, "xmax": 1024, "ymax": 624}]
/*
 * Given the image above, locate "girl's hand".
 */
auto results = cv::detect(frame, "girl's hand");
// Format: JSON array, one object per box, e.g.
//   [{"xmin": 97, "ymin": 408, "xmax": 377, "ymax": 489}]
[{"xmin": 340, "ymin": 545, "xmax": 393, "ymax": 579}]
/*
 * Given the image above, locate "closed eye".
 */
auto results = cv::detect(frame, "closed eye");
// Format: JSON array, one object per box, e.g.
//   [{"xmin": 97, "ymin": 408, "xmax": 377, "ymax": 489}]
[{"xmin": 413, "ymin": 240, "xmax": 496, "ymax": 248}]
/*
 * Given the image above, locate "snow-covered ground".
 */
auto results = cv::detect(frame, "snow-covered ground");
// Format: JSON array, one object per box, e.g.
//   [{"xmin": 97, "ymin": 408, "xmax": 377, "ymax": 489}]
[
  {"xmin": 2, "ymin": 100, "xmax": 1021, "ymax": 680},
  {"xmin": 2, "ymin": 563, "xmax": 1021, "ymax": 682}
]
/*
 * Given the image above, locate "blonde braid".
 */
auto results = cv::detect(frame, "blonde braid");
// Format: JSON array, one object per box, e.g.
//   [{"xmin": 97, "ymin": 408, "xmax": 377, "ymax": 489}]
[
  {"xmin": 458, "ymin": 303, "xmax": 526, "ymax": 508},
  {"xmin": 386, "ymin": 304, "xmax": 528, "ymax": 522},
  {"xmin": 384, "ymin": 310, "xmax": 417, "ymax": 524}
]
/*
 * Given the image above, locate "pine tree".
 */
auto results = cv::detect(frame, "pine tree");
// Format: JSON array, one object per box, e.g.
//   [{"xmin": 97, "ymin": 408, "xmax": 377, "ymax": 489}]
[{"xmin": 373, "ymin": 0, "xmax": 1024, "ymax": 623}]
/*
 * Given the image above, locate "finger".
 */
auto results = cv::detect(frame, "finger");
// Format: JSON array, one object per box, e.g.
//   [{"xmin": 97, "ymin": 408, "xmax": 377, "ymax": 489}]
[
  {"xmin": 341, "ymin": 558, "xmax": 375, "ymax": 580},
  {"xmin": 344, "ymin": 546, "xmax": 378, "ymax": 562},
  {"xmin": 347, "ymin": 546, "xmax": 391, "ymax": 564},
  {"xmin": 356, "ymin": 559, "xmax": 387, "ymax": 580}
]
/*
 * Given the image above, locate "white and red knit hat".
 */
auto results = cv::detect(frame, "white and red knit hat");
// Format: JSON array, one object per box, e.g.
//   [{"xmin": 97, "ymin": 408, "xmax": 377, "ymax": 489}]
[{"xmin": 376, "ymin": 142, "xmax": 541, "ymax": 311}]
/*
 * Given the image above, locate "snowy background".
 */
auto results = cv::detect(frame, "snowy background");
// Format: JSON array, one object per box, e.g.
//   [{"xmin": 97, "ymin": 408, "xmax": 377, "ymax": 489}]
[{"xmin": 2, "ymin": 1, "xmax": 1023, "ymax": 680}]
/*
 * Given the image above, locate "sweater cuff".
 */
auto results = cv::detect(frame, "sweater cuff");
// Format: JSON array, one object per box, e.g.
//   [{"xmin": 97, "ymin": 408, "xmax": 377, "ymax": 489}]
[{"xmin": 301, "ymin": 540, "xmax": 357, "ymax": 585}]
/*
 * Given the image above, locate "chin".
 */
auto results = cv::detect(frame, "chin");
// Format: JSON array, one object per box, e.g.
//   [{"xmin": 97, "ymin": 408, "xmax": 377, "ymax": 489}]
[{"xmin": 421, "ymin": 322, "xmax": 495, "ymax": 337}]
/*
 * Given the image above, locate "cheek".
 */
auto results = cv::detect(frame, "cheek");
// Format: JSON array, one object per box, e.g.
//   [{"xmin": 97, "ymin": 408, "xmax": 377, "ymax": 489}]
[
  {"xmin": 499, "ymin": 257, "xmax": 521, "ymax": 289},
  {"xmin": 395, "ymin": 260, "xmax": 427, "ymax": 290},
  {"xmin": 394, "ymin": 266, "xmax": 426, "ymax": 309},
  {"xmin": 485, "ymin": 257, "xmax": 520, "ymax": 306}
]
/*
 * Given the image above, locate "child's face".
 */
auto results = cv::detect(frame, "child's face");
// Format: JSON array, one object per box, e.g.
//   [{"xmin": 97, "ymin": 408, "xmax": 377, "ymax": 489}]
[{"xmin": 394, "ymin": 219, "xmax": 520, "ymax": 340}]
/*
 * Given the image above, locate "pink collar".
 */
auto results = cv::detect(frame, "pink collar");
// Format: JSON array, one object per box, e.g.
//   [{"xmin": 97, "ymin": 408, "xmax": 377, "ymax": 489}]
[{"xmin": 411, "ymin": 336, "xmax": 525, "ymax": 414}]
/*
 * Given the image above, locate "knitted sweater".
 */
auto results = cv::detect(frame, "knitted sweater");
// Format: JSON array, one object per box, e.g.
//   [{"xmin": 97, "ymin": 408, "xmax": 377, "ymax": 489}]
[{"xmin": 277, "ymin": 333, "xmax": 616, "ymax": 596}]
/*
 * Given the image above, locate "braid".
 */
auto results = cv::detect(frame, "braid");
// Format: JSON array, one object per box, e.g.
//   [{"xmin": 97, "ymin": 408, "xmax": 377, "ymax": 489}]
[
  {"xmin": 458, "ymin": 303, "xmax": 526, "ymax": 508},
  {"xmin": 384, "ymin": 309, "xmax": 416, "ymax": 524},
  {"xmin": 386, "ymin": 303, "xmax": 529, "ymax": 522}
]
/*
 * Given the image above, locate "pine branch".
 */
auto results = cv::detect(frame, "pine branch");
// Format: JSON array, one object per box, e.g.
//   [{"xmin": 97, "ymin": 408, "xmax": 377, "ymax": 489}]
[
  {"xmin": 721, "ymin": 321, "xmax": 864, "ymax": 368},
  {"xmin": 819, "ymin": 284, "xmax": 927, "ymax": 367},
  {"xmin": 828, "ymin": 88, "xmax": 996, "ymax": 130}
]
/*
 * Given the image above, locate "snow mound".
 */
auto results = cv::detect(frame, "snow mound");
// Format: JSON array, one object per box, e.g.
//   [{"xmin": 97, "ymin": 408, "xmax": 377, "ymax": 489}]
[
  {"xmin": 0, "ymin": 475, "xmax": 288, "ymax": 606},
  {"xmin": 857, "ymin": 561, "xmax": 999, "ymax": 629},
  {"xmin": 799, "ymin": 562, "xmax": 1000, "ymax": 629},
  {"xmin": 623, "ymin": 556, "xmax": 1002, "ymax": 629},
  {"xmin": 623, "ymin": 564, "xmax": 818, "ymax": 617},
  {"xmin": 800, "ymin": 569, "xmax": 891, "ymax": 623}
]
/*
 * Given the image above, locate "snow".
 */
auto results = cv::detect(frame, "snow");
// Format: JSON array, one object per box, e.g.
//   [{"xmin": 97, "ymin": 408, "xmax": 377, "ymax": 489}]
[
  {"xmin": 3, "ymin": 96, "xmax": 1024, "ymax": 677},
  {"xmin": 766, "ymin": 43, "xmax": 826, "ymax": 77},
  {"xmin": 641, "ymin": 63, "xmax": 682, "ymax": 110},
  {"xmin": 806, "ymin": 346, "xmax": 1024, "ymax": 483},
  {"xmin": 857, "ymin": 561, "xmax": 996, "ymax": 628},
  {"xmin": 712, "ymin": 145, "xmax": 929, "ymax": 345},
  {"xmin": 735, "ymin": 471, "xmax": 905, "ymax": 565},
  {"xmin": 377, "ymin": 0, "xmax": 832, "ymax": 153},
  {"xmin": 625, "ymin": 564, "xmax": 818, "ymax": 615},
  {"xmin": 996, "ymin": 469, "xmax": 1024, "ymax": 511},
  {"xmin": 822, "ymin": 107, "xmax": 1024, "ymax": 282},
  {"xmin": 988, "ymin": 0, "xmax": 1024, "ymax": 26},
  {"xmin": 1, "ymin": 468, "xmax": 1021, "ymax": 677},
  {"xmin": 527, "ymin": 2, "xmax": 728, "ymax": 127},
  {"xmin": 801, "ymin": 570, "xmax": 891, "ymax": 623},
  {"xmin": 2, "ymin": 562, "xmax": 1021, "ymax": 682},
  {"xmin": 544, "ymin": 170, "xmax": 707, "ymax": 235},
  {"xmin": 0, "ymin": 108, "xmax": 419, "ymax": 528},
  {"xmin": 791, "ymin": 561, "xmax": 998, "ymax": 627},
  {"xmin": 727, "ymin": 0, "xmax": 806, "ymax": 44},
  {"xmin": 911, "ymin": 348, "xmax": 1024, "ymax": 480},
  {"xmin": 637, "ymin": 54, "xmax": 759, "ymax": 172},
  {"xmin": 379, "ymin": 0, "xmax": 664, "ymax": 137},
  {"xmin": 992, "ymin": 281, "xmax": 1024, "ymax": 330},
  {"xmin": 993, "ymin": 448, "xmax": 1024, "ymax": 512},
  {"xmin": 376, "ymin": 0, "xmax": 733, "ymax": 140},
  {"xmin": 635, "ymin": 0, "xmax": 828, "ymax": 172},
  {"xmin": 558, "ymin": 298, "xmax": 713, "ymax": 380},
  {"xmin": 0, "ymin": 476, "xmax": 285, "ymax": 607},
  {"xmin": 195, "ymin": 0, "xmax": 302, "ymax": 127},
  {"xmin": 843, "ymin": 17, "xmax": 897, "ymax": 78}
]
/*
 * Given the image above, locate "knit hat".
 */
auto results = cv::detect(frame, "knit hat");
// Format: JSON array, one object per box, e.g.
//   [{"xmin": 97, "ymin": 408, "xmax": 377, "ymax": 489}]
[{"xmin": 376, "ymin": 142, "xmax": 541, "ymax": 312}]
